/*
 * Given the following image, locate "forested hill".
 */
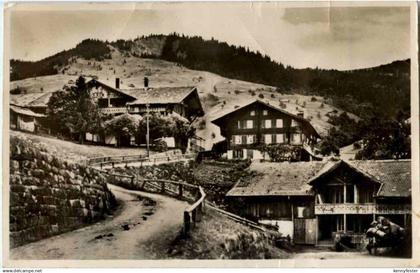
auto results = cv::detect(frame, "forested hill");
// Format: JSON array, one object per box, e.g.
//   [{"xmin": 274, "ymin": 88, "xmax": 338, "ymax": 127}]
[{"xmin": 10, "ymin": 34, "xmax": 410, "ymax": 118}]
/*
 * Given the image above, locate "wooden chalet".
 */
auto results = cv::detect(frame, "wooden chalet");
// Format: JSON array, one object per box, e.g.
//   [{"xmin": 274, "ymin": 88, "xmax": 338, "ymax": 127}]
[
  {"xmin": 87, "ymin": 78, "xmax": 204, "ymax": 121},
  {"xmin": 9, "ymin": 104, "xmax": 46, "ymax": 133},
  {"xmin": 226, "ymin": 160, "xmax": 411, "ymax": 246},
  {"xmin": 211, "ymin": 99, "xmax": 321, "ymax": 161},
  {"xmin": 310, "ymin": 160, "xmax": 411, "ymax": 246}
]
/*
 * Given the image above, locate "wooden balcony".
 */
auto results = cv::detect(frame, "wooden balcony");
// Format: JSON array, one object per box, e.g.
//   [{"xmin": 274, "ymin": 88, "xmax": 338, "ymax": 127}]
[
  {"xmin": 315, "ymin": 203, "xmax": 411, "ymax": 215},
  {"xmin": 100, "ymin": 107, "xmax": 128, "ymax": 114}
]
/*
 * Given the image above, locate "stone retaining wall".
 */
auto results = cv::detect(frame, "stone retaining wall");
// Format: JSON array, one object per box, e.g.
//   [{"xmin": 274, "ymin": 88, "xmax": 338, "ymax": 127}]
[{"xmin": 9, "ymin": 136, "xmax": 117, "ymax": 248}]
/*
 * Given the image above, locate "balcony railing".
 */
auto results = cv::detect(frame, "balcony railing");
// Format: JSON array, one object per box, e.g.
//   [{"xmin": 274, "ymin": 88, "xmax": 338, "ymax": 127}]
[
  {"xmin": 100, "ymin": 107, "xmax": 128, "ymax": 114},
  {"xmin": 315, "ymin": 203, "xmax": 411, "ymax": 215}
]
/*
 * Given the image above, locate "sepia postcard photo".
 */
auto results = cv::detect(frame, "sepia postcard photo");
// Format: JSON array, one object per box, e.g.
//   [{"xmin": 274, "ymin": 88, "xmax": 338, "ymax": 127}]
[{"xmin": 2, "ymin": 1, "xmax": 419, "ymax": 268}]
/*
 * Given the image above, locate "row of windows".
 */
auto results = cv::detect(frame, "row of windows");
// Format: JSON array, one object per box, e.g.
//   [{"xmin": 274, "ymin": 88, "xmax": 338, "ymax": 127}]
[
  {"xmin": 249, "ymin": 110, "xmax": 270, "ymax": 116},
  {"xmin": 237, "ymin": 119, "xmax": 299, "ymax": 129},
  {"xmin": 232, "ymin": 133, "xmax": 302, "ymax": 145}
]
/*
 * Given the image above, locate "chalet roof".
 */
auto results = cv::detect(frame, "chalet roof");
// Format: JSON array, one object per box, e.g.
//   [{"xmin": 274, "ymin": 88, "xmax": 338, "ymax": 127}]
[
  {"xmin": 10, "ymin": 93, "xmax": 48, "ymax": 107},
  {"xmin": 226, "ymin": 162, "xmax": 325, "ymax": 197},
  {"xmin": 347, "ymin": 160, "xmax": 411, "ymax": 198},
  {"xmin": 125, "ymin": 86, "xmax": 197, "ymax": 105},
  {"xmin": 309, "ymin": 159, "xmax": 411, "ymax": 198},
  {"xmin": 211, "ymin": 99, "xmax": 320, "ymax": 138},
  {"xmin": 10, "ymin": 105, "xmax": 46, "ymax": 118}
]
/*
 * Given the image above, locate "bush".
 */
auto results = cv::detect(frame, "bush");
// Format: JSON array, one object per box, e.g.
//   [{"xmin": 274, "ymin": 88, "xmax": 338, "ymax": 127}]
[
  {"xmin": 151, "ymin": 139, "xmax": 168, "ymax": 152},
  {"xmin": 311, "ymin": 97, "xmax": 317, "ymax": 102},
  {"xmin": 258, "ymin": 93, "xmax": 264, "ymax": 99}
]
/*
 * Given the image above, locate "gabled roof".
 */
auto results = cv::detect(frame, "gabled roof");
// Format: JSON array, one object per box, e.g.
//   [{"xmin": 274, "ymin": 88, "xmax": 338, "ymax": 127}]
[
  {"xmin": 226, "ymin": 162, "xmax": 325, "ymax": 197},
  {"xmin": 125, "ymin": 86, "xmax": 198, "ymax": 105},
  {"xmin": 347, "ymin": 160, "xmax": 411, "ymax": 198},
  {"xmin": 87, "ymin": 79, "xmax": 137, "ymax": 100},
  {"xmin": 211, "ymin": 99, "xmax": 320, "ymax": 138},
  {"xmin": 10, "ymin": 93, "xmax": 48, "ymax": 107},
  {"xmin": 10, "ymin": 104, "xmax": 46, "ymax": 118},
  {"xmin": 309, "ymin": 159, "xmax": 411, "ymax": 198}
]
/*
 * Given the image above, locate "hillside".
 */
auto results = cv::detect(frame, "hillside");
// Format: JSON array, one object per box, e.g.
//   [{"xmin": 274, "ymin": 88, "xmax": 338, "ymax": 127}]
[
  {"xmin": 10, "ymin": 34, "xmax": 410, "ymax": 120},
  {"xmin": 10, "ymin": 49, "xmax": 349, "ymax": 149}
]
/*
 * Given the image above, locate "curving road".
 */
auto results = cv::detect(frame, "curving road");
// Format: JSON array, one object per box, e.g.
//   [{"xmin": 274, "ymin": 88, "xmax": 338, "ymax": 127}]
[{"xmin": 10, "ymin": 184, "xmax": 189, "ymax": 260}]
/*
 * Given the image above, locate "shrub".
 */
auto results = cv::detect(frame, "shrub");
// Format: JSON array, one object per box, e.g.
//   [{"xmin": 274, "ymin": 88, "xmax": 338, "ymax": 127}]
[
  {"xmin": 311, "ymin": 97, "xmax": 317, "ymax": 102},
  {"xmin": 151, "ymin": 139, "xmax": 168, "ymax": 152},
  {"xmin": 258, "ymin": 93, "xmax": 264, "ymax": 99}
]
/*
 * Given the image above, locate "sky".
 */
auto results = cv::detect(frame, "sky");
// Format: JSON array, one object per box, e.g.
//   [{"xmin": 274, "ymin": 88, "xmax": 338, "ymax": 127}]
[{"xmin": 7, "ymin": 2, "xmax": 411, "ymax": 70}]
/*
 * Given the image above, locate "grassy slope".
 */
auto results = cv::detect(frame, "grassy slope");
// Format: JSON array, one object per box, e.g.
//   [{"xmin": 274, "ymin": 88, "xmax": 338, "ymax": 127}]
[
  {"xmin": 164, "ymin": 209, "xmax": 290, "ymax": 259},
  {"xmin": 9, "ymin": 47, "xmax": 355, "ymax": 149}
]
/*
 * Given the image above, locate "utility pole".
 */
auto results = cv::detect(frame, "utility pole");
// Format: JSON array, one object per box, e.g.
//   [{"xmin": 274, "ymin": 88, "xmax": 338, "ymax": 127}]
[{"xmin": 146, "ymin": 103, "xmax": 150, "ymax": 157}]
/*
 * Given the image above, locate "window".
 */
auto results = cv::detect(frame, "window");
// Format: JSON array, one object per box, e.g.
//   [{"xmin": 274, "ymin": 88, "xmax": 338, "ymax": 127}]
[
  {"xmin": 276, "ymin": 119, "xmax": 283, "ymax": 128},
  {"xmin": 297, "ymin": 207, "xmax": 305, "ymax": 218},
  {"xmin": 234, "ymin": 135, "xmax": 242, "ymax": 144},
  {"xmin": 242, "ymin": 135, "xmax": 247, "ymax": 144},
  {"xmin": 246, "ymin": 120, "xmax": 254, "ymax": 129},
  {"xmin": 263, "ymin": 110, "xmax": 268, "ymax": 116},
  {"xmin": 276, "ymin": 134, "xmax": 284, "ymax": 143},
  {"xmin": 237, "ymin": 121, "xmax": 241, "ymax": 129},
  {"xmin": 264, "ymin": 134, "xmax": 272, "ymax": 144},
  {"xmin": 264, "ymin": 119, "xmax": 272, "ymax": 128},
  {"xmin": 291, "ymin": 133, "xmax": 301, "ymax": 144},
  {"xmin": 250, "ymin": 110, "xmax": 255, "ymax": 116},
  {"xmin": 291, "ymin": 119, "xmax": 299, "ymax": 127}
]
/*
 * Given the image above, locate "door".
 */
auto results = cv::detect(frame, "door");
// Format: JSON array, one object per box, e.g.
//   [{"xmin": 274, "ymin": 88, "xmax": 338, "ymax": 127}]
[
  {"xmin": 294, "ymin": 218, "xmax": 318, "ymax": 245},
  {"xmin": 293, "ymin": 219, "xmax": 306, "ymax": 244}
]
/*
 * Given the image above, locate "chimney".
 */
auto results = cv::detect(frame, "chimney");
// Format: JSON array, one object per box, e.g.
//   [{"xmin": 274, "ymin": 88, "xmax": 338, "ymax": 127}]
[
  {"xmin": 144, "ymin": 77, "xmax": 149, "ymax": 88},
  {"xmin": 115, "ymin": 78, "xmax": 120, "ymax": 89}
]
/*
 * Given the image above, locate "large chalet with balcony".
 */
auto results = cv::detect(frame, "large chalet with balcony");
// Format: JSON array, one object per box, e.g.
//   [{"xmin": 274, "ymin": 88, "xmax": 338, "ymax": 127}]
[
  {"xmin": 211, "ymin": 99, "xmax": 321, "ymax": 160},
  {"xmin": 226, "ymin": 159, "xmax": 411, "ymax": 246},
  {"xmin": 87, "ymin": 78, "xmax": 204, "ymax": 120},
  {"xmin": 10, "ymin": 77, "xmax": 204, "ymax": 149}
]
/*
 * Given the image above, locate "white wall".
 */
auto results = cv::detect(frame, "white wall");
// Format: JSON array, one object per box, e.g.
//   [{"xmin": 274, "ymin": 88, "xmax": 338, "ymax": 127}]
[
  {"xmin": 17, "ymin": 116, "xmax": 35, "ymax": 132},
  {"xmin": 259, "ymin": 219, "xmax": 294, "ymax": 238}
]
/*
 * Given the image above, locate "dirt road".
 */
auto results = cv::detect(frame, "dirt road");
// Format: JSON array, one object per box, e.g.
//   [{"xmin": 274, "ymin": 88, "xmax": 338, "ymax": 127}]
[{"xmin": 10, "ymin": 184, "xmax": 189, "ymax": 260}]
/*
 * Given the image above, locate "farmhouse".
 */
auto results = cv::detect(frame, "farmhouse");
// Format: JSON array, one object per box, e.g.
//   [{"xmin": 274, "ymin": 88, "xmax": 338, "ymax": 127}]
[
  {"xmin": 226, "ymin": 160, "xmax": 411, "ymax": 246},
  {"xmin": 211, "ymin": 99, "xmax": 321, "ymax": 160},
  {"xmin": 10, "ymin": 77, "xmax": 205, "ymax": 149},
  {"xmin": 87, "ymin": 78, "xmax": 204, "ymax": 120},
  {"xmin": 10, "ymin": 104, "xmax": 46, "ymax": 133}
]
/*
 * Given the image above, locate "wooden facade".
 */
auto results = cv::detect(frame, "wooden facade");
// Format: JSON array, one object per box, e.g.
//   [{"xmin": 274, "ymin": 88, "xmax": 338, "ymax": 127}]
[
  {"xmin": 211, "ymin": 100, "xmax": 320, "ymax": 160},
  {"xmin": 227, "ymin": 160, "xmax": 411, "ymax": 246}
]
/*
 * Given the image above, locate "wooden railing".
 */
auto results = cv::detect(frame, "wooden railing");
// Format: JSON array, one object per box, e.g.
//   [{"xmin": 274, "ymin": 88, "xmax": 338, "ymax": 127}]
[
  {"xmin": 86, "ymin": 151, "xmax": 196, "ymax": 168},
  {"xmin": 101, "ymin": 170, "xmax": 206, "ymax": 236},
  {"xmin": 315, "ymin": 203, "xmax": 411, "ymax": 215}
]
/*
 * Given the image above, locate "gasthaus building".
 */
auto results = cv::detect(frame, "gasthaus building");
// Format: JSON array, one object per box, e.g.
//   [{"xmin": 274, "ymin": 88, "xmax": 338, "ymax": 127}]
[
  {"xmin": 226, "ymin": 160, "xmax": 411, "ymax": 246},
  {"xmin": 211, "ymin": 99, "xmax": 321, "ymax": 161}
]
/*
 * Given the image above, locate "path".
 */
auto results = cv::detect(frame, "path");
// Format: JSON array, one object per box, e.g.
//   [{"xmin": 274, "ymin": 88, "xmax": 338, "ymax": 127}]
[
  {"xmin": 292, "ymin": 249, "xmax": 375, "ymax": 259},
  {"xmin": 10, "ymin": 184, "xmax": 189, "ymax": 260}
]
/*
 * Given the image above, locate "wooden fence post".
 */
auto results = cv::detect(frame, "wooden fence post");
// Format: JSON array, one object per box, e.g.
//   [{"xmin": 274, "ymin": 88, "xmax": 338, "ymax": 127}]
[
  {"xmin": 112, "ymin": 162, "xmax": 114, "ymax": 168},
  {"xmin": 192, "ymin": 209, "xmax": 197, "ymax": 227},
  {"xmin": 183, "ymin": 211, "xmax": 191, "ymax": 236},
  {"xmin": 161, "ymin": 181, "xmax": 165, "ymax": 193},
  {"xmin": 179, "ymin": 184, "xmax": 183, "ymax": 198}
]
